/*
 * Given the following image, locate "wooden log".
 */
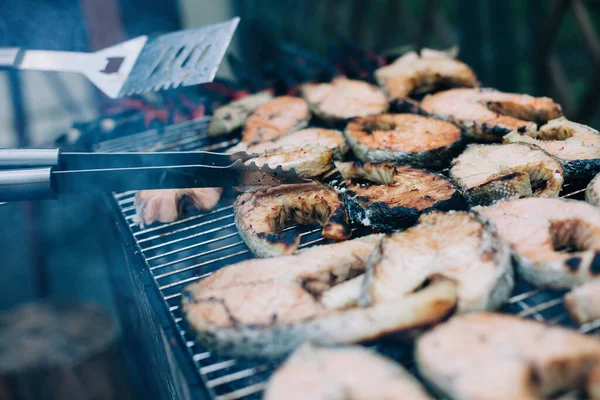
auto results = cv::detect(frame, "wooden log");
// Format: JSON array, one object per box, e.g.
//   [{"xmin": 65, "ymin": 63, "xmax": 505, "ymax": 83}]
[{"xmin": 0, "ymin": 301, "xmax": 133, "ymax": 400}]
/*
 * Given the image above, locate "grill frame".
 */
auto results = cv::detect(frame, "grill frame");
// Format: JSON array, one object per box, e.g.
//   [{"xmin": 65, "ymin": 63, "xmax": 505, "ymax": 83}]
[{"xmin": 96, "ymin": 117, "xmax": 600, "ymax": 400}]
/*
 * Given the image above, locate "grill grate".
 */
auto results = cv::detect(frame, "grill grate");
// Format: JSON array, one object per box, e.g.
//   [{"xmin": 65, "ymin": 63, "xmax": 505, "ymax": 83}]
[{"xmin": 96, "ymin": 118, "xmax": 600, "ymax": 400}]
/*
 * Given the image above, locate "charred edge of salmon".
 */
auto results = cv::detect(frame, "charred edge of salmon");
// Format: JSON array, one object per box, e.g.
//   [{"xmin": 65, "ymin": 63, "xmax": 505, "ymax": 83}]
[
  {"xmin": 340, "ymin": 172, "xmax": 465, "ymax": 231},
  {"xmin": 562, "ymin": 159, "xmax": 600, "ymax": 181},
  {"xmin": 465, "ymin": 172, "xmax": 532, "ymax": 207},
  {"xmin": 423, "ymin": 110, "xmax": 525, "ymax": 143},
  {"xmin": 234, "ymin": 209, "xmax": 301, "ymax": 258},
  {"xmin": 390, "ymin": 98, "xmax": 422, "ymax": 114},
  {"xmin": 345, "ymin": 131, "xmax": 466, "ymax": 169}
]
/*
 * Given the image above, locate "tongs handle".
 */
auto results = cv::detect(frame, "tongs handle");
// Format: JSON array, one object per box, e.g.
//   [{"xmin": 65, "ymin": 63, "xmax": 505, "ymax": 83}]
[
  {"xmin": 0, "ymin": 168, "xmax": 56, "ymax": 201},
  {"xmin": 0, "ymin": 149, "xmax": 59, "ymax": 168},
  {"xmin": 0, "ymin": 48, "xmax": 22, "ymax": 68}
]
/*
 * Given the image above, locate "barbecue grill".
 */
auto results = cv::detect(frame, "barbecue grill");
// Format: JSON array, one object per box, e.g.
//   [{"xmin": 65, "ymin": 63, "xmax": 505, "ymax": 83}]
[{"xmin": 92, "ymin": 113, "xmax": 600, "ymax": 400}]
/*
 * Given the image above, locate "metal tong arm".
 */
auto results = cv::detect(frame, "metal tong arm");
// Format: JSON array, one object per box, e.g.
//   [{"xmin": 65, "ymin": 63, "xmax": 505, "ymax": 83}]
[
  {"xmin": 0, "ymin": 149, "xmax": 255, "ymax": 202},
  {"xmin": 0, "ymin": 148, "xmax": 253, "ymax": 169},
  {"xmin": 0, "ymin": 162, "xmax": 249, "ymax": 202}
]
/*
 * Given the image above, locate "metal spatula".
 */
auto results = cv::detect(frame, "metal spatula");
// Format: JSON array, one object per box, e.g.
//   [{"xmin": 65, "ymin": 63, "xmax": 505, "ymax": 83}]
[{"xmin": 0, "ymin": 17, "xmax": 239, "ymax": 98}]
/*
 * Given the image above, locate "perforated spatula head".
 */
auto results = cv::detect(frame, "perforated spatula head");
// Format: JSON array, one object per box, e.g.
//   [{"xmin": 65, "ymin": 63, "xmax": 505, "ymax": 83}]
[
  {"xmin": 74, "ymin": 17, "xmax": 239, "ymax": 98},
  {"xmin": 0, "ymin": 18, "xmax": 239, "ymax": 99},
  {"xmin": 117, "ymin": 17, "xmax": 240, "ymax": 97}
]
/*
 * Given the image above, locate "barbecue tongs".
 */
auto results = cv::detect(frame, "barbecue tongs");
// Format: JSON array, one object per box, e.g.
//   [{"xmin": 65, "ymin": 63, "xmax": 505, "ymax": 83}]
[{"xmin": 0, "ymin": 149, "xmax": 309, "ymax": 202}]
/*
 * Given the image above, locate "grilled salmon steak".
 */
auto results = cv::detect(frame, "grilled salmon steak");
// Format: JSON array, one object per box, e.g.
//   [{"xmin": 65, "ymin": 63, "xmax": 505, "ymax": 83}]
[
  {"xmin": 300, "ymin": 77, "xmax": 388, "ymax": 122},
  {"xmin": 504, "ymin": 117, "xmax": 600, "ymax": 179},
  {"xmin": 208, "ymin": 91, "xmax": 274, "ymax": 136},
  {"xmin": 234, "ymin": 182, "xmax": 351, "ymax": 257},
  {"xmin": 450, "ymin": 143, "xmax": 564, "ymax": 206},
  {"xmin": 244, "ymin": 145, "xmax": 334, "ymax": 182},
  {"xmin": 182, "ymin": 235, "xmax": 457, "ymax": 358},
  {"xmin": 264, "ymin": 343, "xmax": 433, "ymax": 400},
  {"xmin": 362, "ymin": 211, "xmax": 513, "ymax": 312},
  {"xmin": 478, "ymin": 198, "xmax": 600, "ymax": 289},
  {"xmin": 233, "ymin": 128, "xmax": 349, "ymax": 160},
  {"xmin": 374, "ymin": 48, "xmax": 478, "ymax": 101},
  {"xmin": 242, "ymin": 96, "xmax": 310, "ymax": 144},
  {"xmin": 565, "ymin": 279, "xmax": 600, "ymax": 325},
  {"xmin": 421, "ymin": 88, "xmax": 563, "ymax": 142},
  {"xmin": 335, "ymin": 161, "xmax": 462, "ymax": 230},
  {"xmin": 416, "ymin": 313, "xmax": 600, "ymax": 400},
  {"xmin": 344, "ymin": 114, "xmax": 463, "ymax": 168},
  {"xmin": 587, "ymin": 172, "xmax": 600, "ymax": 206},
  {"xmin": 133, "ymin": 188, "xmax": 223, "ymax": 226}
]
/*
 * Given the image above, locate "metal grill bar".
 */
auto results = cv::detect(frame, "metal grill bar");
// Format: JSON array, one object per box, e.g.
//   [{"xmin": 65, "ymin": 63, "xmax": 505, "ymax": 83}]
[
  {"xmin": 136, "ymin": 206, "xmax": 234, "ymax": 237},
  {"xmin": 101, "ymin": 117, "xmax": 600, "ymax": 400},
  {"xmin": 137, "ymin": 216, "xmax": 234, "ymax": 245},
  {"xmin": 139, "ymin": 222, "xmax": 236, "ymax": 252}
]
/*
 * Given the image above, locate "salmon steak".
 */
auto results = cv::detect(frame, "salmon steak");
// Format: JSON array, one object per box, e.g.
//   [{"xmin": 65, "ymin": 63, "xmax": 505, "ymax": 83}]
[
  {"xmin": 504, "ymin": 117, "xmax": 600, "ymax": 179},
  {"xmin": 208, "ymin": 91, "xmax": 274, "ymax": 137},
  {"xmin": 133, "ymin": 188, "xmax": 223, "ymax": 226},
  {"xmin": 344, "ymin": 114, "xmax": 463, "ymax": 168},
  {"xmin": 242, "ymin": 96, "xmax": 310, "ymax": 144},
  {"xmin": 416, "ymin": 313, "xmax": 600, "ymax": 400},
  {"xmin": 361, "ymin": 211, "xmax": 513, "ymax": 312},
  {"xmin": 421, "ymin": 88, "xmax": 563, "ymax": 142},
  {"xmin": 477, "ymin": 197, "xmax": 600, "ymax": 289},
  {"xmin": 587, "ymin": 172, "xmax": 600, "ymax": 206},
  {"xmin": 243, "ymin": 144, "xmax": 334, "ymax": 183},
  {"xmin": 300, "ymin": 77, "xmax": 388, "ymax": 122},
  {"xmin": 335, "ymin": 161, "xmax": 463, "ymax": 230},
  {"xmin": 450, "ymin": 143, "xmax": 564, "ymax": 206},
  {"xmin": 565, "ymin": 279, "xmax": 600, "ymax": 325},
  {"xmin": 232, "ymin": 128, "xmax": 349, "ymax": 160},
  {"xmin": 374, "ymin": 48, "xmax": 478, "ymax": 101},
  {"xmin": 234, "ymin": 182, "xmax": 352, "ymax": 257},
  {"xmin": 294, "ymin": 211, "xmax": 512, "ymax": 313},
  {"xmin": 182, "ymin": 235, "xmax": 457, "ymax": 358},
  {"xmin": 264, "ymin": 343, "xmax": 433, "ymax": 400}
]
